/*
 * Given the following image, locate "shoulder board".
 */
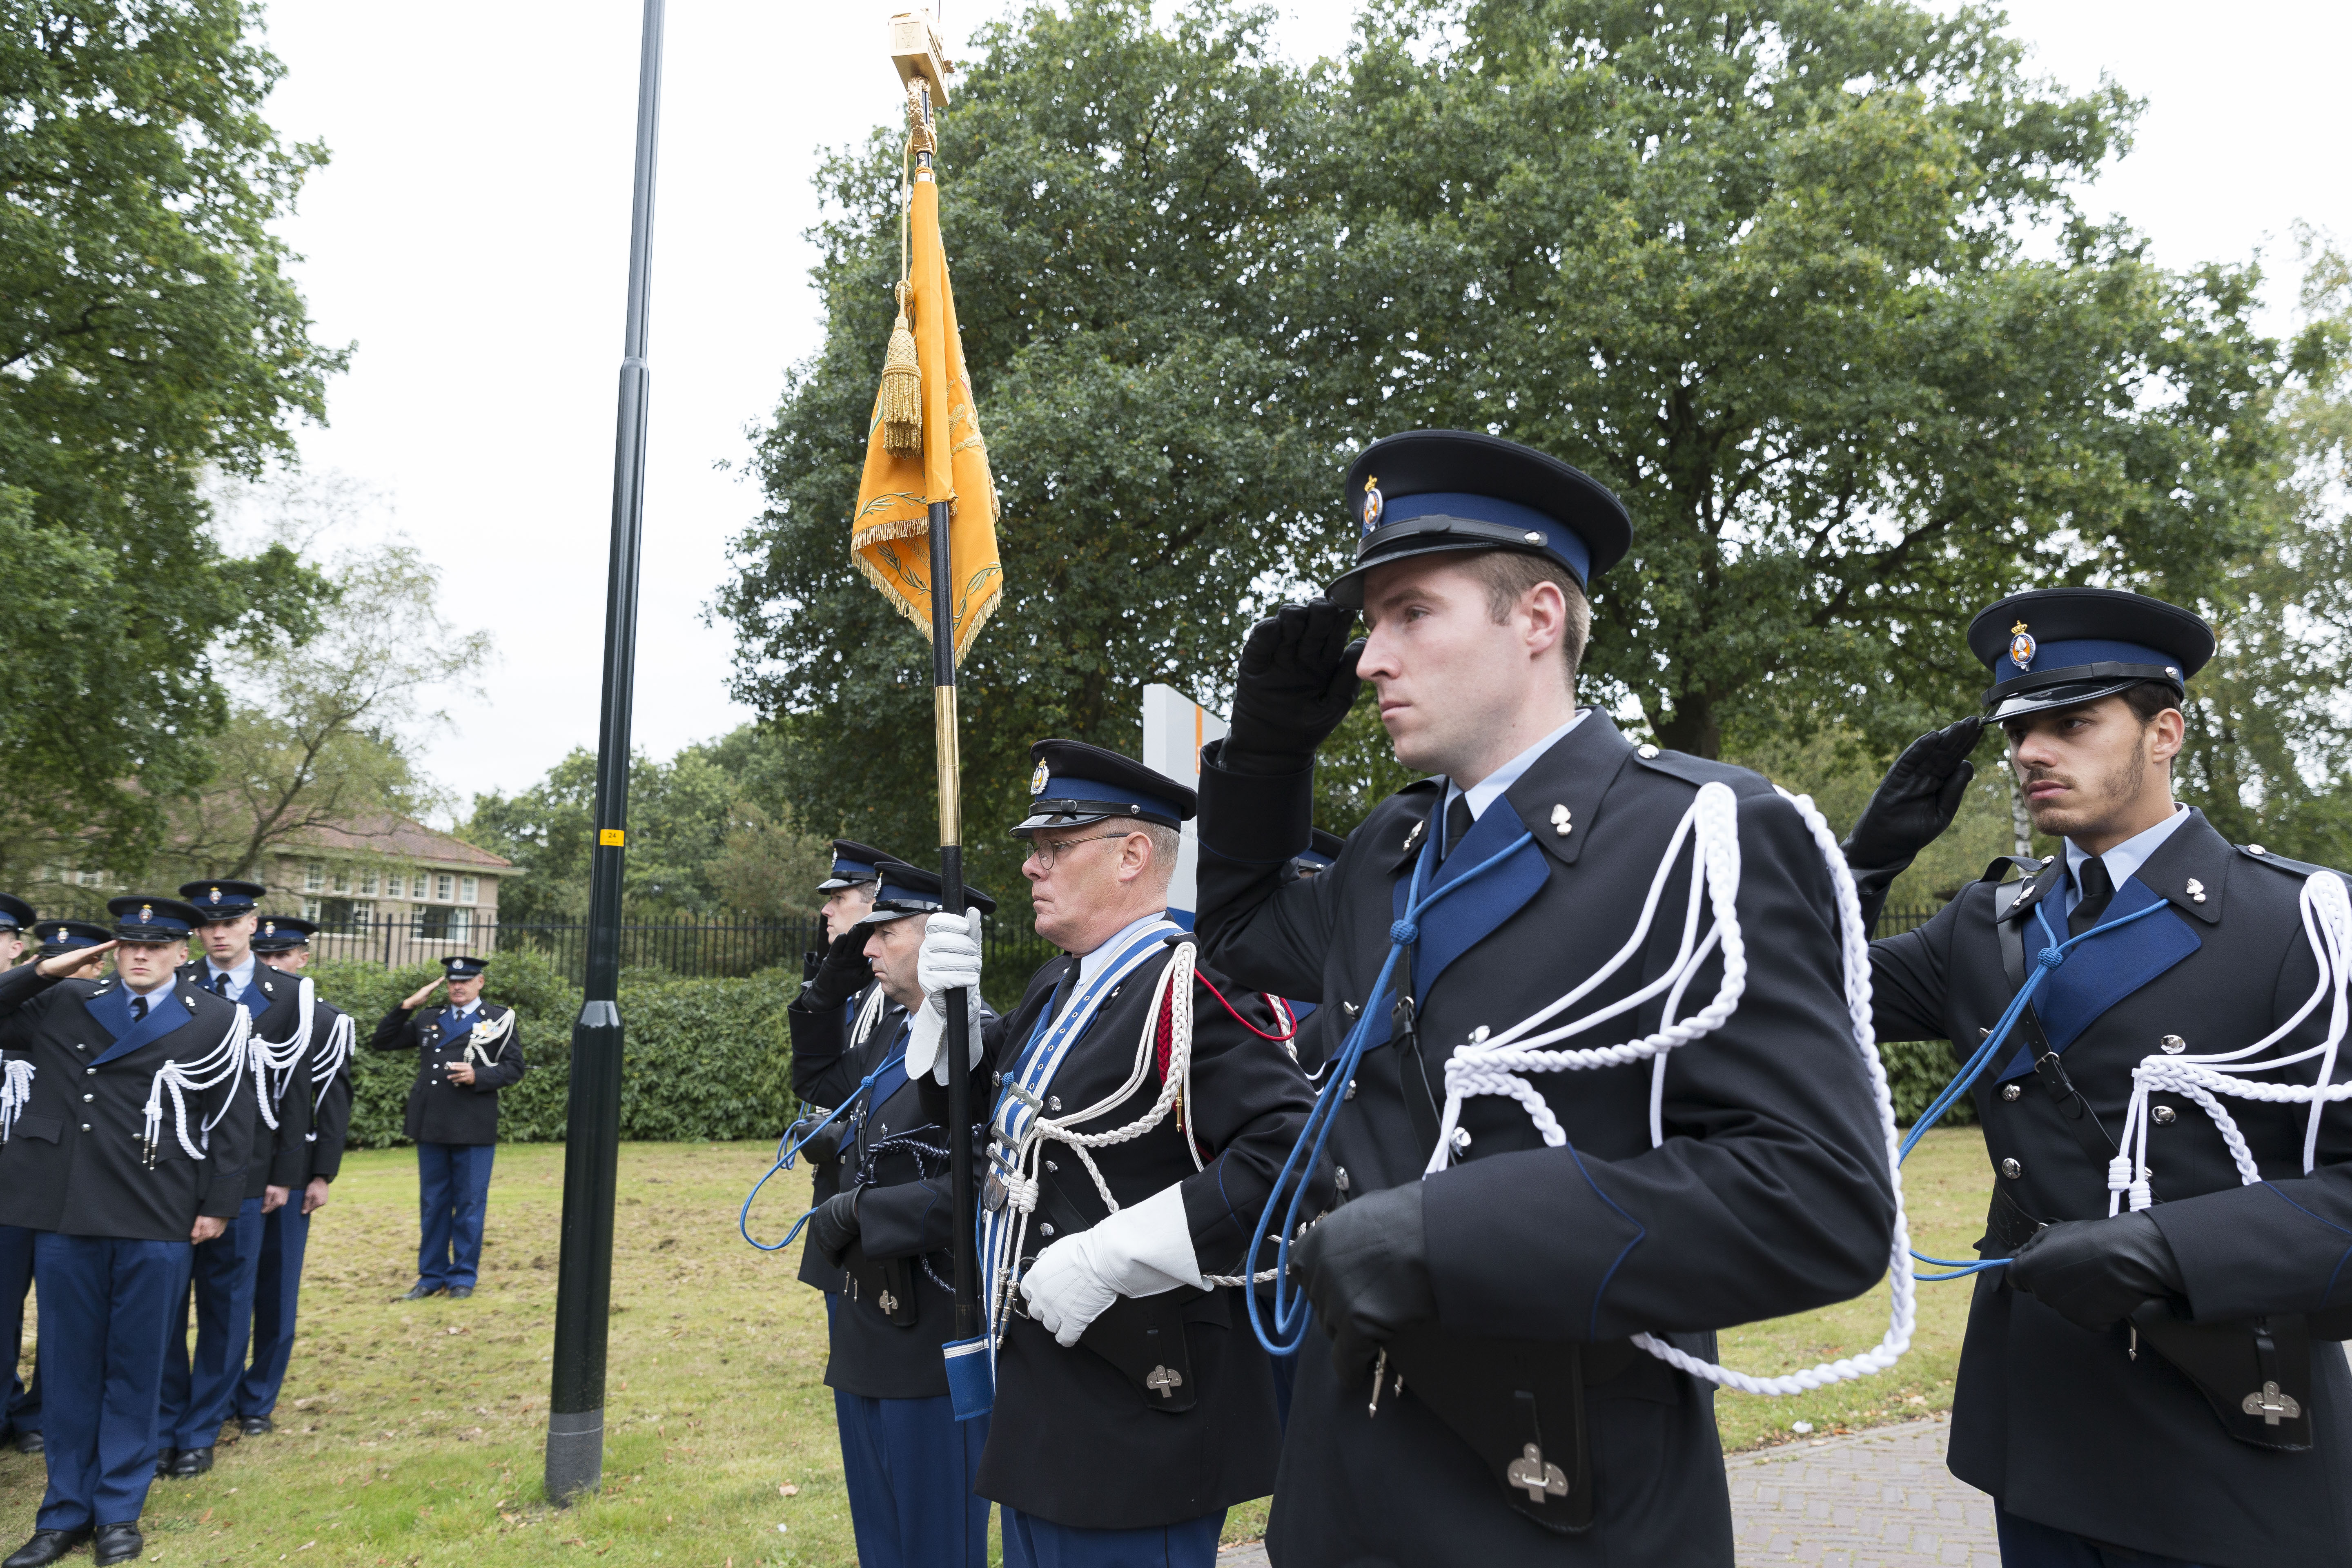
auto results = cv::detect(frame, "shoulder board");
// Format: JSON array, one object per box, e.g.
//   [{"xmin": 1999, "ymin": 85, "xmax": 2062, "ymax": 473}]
[
  {"xmin": 1629, "ymin": 745, "xmax": 1772, "ymax": 796},
  {"xmin": 1978, "ymin": 854, "xmax": 2046, "ymax": 884},
  {"xmin": 1393, "ymin": 775, "xmax": 1442, "ymax": 800},
  {"xmin": 2236, "ymin": 844, "xmax": 2344, "ymax": 880}
]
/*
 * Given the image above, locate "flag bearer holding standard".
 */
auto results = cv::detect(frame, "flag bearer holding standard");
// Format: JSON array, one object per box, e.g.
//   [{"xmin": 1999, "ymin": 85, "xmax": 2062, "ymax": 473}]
[
  {"xmin": 232, "ymin": 916, "xmax": 356, "ymax": 1436},
  {"xmin": 0, "ymin": 898, "xmax": 254, "ymax": 1567},
  {"xmin": 1846, "ymin": 588, "xmax": 2352, "ymax": 1568},
  {"xmin": 790, "ymin": 860, "xmax": 997, "ymax": 1568},
  {"xmin": 158, "ymin": 878, "xmax": 313, "ymax": 1479},
  {"xmin": 959, "ymin": 741, "xmax": 1320, "ymax": 1568},
  {"xmin": 371, "ymin": 956, "xmax": 526, "ymax": 1301},
  {"xmin": 1192, "ymin": 430, "xmax": 1898, "ymax": 1566}
]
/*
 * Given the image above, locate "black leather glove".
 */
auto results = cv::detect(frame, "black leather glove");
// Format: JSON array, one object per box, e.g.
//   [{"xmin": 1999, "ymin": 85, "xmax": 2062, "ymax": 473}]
[
  {"xmin": 1842, "ymin": 717, "xmax": 1982, "ymax": 927},
  {"xmin": 1224, "ymin": 601, "xmax": 1365, "ymax": 775},
  {"xmin": 1293, "ymin": 1183, "xmax": 1437, "ymax": 1380},
  {"xmin": 2009, "ymin": 1212, "xmax": 2184, "ymax": 1332},
  {"xmin": 787, "ymin": 1111, "xmax": 846, "ymax": 1169},
  {"xmin": 798, "ymin": 927, "xmax": 872, "ymax": 1013},
  {"xmin": 809, "ymin": 1189, "xmax": 862, "ymax": 1267}
]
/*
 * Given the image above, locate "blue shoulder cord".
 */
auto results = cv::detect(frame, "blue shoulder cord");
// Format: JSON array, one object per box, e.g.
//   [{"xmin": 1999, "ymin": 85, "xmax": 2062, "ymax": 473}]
[
  {"xmin": 1900, "ymin": 893, "xmax": 2171, "ymax": 1279},
  {"xmin": 1244, "ymin": 822, "xmax": 1534, "ymax": 1357},
  {"xmin": 739, "ymin": 1048, "xmax": 908, "ymax": 1252}
]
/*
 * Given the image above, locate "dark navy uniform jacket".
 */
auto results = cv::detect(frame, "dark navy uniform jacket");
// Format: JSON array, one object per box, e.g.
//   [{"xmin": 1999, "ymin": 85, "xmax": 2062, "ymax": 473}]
[
  {"xmin": 971, "ymin": 938, "xmax": 1317, "ymax": 1532},
  {"xmin": 788, "ymin": 980, "xmax": 902, "ymax": 1295},
  {"xmin": 1871, "ymin": 809, "xmax": 2352, "ymax": 1568},
  {"xmin": 1194, "ymin": 711, "xmax": 1895, "ymax": 1568},
  {"xmin": 368, "ymin": 1001, "xmax": 526, "ymax": 1145},
  {"xmin": 0, "ymin": 964, "xmax": 256, "ymax": 1239},
  {"xmin": 179, "ymin": 960, "xmax": 313, "ymax": 1198},
  {"xmin": 289, "ymin": 994, "xmax": 354, "ymax": 1187}
]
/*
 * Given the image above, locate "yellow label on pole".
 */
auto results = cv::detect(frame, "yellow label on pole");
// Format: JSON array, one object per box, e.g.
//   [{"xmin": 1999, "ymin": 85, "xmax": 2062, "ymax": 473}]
[{"xmin": 599, "ymin": 829, "xmax": 626, "ymax": 847}]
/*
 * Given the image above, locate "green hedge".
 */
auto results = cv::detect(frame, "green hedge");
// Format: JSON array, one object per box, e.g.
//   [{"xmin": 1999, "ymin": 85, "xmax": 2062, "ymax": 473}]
[
  {"xmin": 1880, "ymin": 1038, "xmax": 1977, "ymax": 1129},
  {"xmin": 309, "ymin": 952, "xmax": 800, "ymax": 1149}
]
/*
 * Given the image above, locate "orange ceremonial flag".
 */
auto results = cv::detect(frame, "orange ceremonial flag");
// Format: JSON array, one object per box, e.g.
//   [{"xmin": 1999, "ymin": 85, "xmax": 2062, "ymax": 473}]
[{"xmin": 851, "ymin": 102, "xmax": 1002, "ymax": 666}]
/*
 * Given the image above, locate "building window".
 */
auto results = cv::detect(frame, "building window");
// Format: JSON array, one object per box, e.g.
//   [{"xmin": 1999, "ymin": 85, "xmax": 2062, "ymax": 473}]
[
  {"xmin": 358, "ymin": 869, "xmax": 379, "ymax": 896},
  {"xmin": 460, "ymin": 876, "xmax": 479, "ymax": 904},
  {"xmin": 320, "ymin": 898, "xmax": 372, "ymax": 929},
  {"xmin": 385, "ymin": 872, "xmax": 404, "ymax": 898},
  {"xmin": 76, "ymin": 868, "xmax": 107, "ymax": 888},
  {"xmin": 436, "ymin": 873, "xmax": 455, "ymax": 902},
  {"xmin": 332, "ymin": 865, "xmax": 352, "ymax": 894},
  {"xmin": 414, "ymin": 904, "xmax": 470, "ymax": 942},
  {"xmin": 301, "ymin": 898, "xmax": 321, "ymax": 922},
  {"xmin": 303, "ymin": 863, "xmax": 326, "ymax": 894}
]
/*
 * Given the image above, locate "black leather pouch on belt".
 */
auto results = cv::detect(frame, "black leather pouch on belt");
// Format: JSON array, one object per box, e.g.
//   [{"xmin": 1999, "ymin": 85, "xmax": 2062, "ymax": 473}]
[
  {"xmin": 1078, "ymin": 1289, "xmax": 1207, "ymax": 1412},
  {"xmin": 2129, "ymin": 1302, "xmax": 2315, "ymax": 1451},
  {"xmin": 842, "ymin": 1241, "xmax": 917, "ymax": 1328},
  {"xmin": 1384, "ymin": 1326, "xmax": 1637, "ymax": 1534}
]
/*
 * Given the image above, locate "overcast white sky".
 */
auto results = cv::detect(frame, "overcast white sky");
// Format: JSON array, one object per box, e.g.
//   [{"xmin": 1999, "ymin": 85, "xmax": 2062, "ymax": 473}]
[{"xmin": 255, "ymin": 0, "xmax": 2352, "ymax": 816}]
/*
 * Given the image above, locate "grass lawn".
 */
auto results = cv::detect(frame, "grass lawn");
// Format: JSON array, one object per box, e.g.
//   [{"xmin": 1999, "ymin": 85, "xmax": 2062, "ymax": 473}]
[{"xmin": 0, "ymin": 1129, "xmax": 1990, "ymax": 1564}]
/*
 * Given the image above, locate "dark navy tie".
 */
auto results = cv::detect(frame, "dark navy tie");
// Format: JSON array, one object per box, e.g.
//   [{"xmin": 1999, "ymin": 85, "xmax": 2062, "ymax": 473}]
[
  {"xmin": 1443, "ymin": 794, "xmax": 1474, "ymax": 862},
  {"xmin": 130, "ymin": 996, "xmax": 148, "ymax": 1022},
  {"xmin": 2069, "ymin": 855, "xmax": 2116, "ymax": 938}
]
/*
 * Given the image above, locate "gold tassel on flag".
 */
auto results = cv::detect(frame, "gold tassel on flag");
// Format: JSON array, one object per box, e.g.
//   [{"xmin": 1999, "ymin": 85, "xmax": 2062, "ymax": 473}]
[{"xmin": 880, "ymin": 282, "xmax": 922, "ymax": 452}]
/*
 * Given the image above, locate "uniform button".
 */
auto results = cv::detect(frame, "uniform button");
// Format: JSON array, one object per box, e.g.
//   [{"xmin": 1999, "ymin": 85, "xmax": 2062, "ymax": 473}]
[
  {"xmin": 2160, "ymin": 1035, "xmax": 2187, "ymax": 1054},
  {"xmin": 81, "ymin": 1094, "xmax": 93, "ymax": 1103},
  {"xmin": 1044, "ymin": 1160, "xmax": 1058, "ymax": 1174},
  {"xmin": 2000, "ymin": 1158, "xmax": 2023, "ymax": 1180},
  {"xmin": 2001, "ymin": 1084, "xmax": 2021, "ymax": 1102},
  {"xmin": 79, "ymin": 1124, "xmax": 91, "ymax": 1133},
  {"xmin": 1047, "ymin": 1096, "xmax": 1061, "ymax": 1113},
  {"xmin": 992, "ymin": 1072, "xmax": 1003, "ymax": 1087},
  {"xmin": 1039, "ymin": 1223, "xmax": 1055, "ymax": 1238},
  {"xmin": 1343, "ymin": 1079, "xmax": 1358, "ymax": 1100},
  {"xmin": 1637, "ymin": 744, "xmax": 1660, "ymax": 759},
  {"xmin": 1335, "ymin": 1166, "xmax": 1350, "ymax": 1192},
  {"xmin": 85, "ymin": 1068, "xmax": 95, "ymax": 1076},
  {"xmin": 1450, "ymin": 1127, "xmax": 1473, "ymax": 1152},
  {"xmin": 2153, "ymin": 1105, "xmax": 2178, "ymax": 1125}
]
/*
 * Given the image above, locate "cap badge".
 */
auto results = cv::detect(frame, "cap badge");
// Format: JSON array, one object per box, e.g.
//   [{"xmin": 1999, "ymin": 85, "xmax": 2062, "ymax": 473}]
[
  {"xmin": 1031, "ymin": 761, "xmax": 1051, "ymax": 795},
  {"xmin": 262, "ymin": 921, "xmax": 275, "ymax": 935},
  {"xmin": 209, "ymin": 886, "xmax": 222, "ymax": 903},
  {"xmin": 1361, "ymin": 474, "xmax": 1383, "ymax": 530},
  {"xmin": 139, "ymin": 904, "xmax": 152, "ymax": 921},
  {"xmin": 2008, "ymin": 621, "xmax": 2036, "ymax": 669}
]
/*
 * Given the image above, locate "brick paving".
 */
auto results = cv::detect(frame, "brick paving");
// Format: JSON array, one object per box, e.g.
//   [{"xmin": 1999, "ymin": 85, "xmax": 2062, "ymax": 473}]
[{"xmin": 1212, "ymin": 1417, "xmax": 1994, "ymax": 1566}]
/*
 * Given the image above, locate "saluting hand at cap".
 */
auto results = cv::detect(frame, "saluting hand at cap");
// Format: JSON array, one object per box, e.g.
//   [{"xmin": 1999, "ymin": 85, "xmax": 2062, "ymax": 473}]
[
  {"xmin": 399, "ymin": 976, "xmax": 445, "ymax": 1011},
  {"xmin": 34, "ymin": 940, "xmax": 116, "ymax": 978},
  {"xmin": 1225, "ymin": 600, "xmax": 1365, "ymax": 771}
]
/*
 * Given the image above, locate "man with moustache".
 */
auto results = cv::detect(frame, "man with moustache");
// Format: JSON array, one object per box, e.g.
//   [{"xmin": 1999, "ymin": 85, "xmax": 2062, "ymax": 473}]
[
  {"xmin": 1192, "ymin": 430, "xmax": 1896, "ymax": 1566},
  {"xmin": 156, "ymin": 880, "xmax": 312, "ymax": 1479},
  {"xmin": 0, "ymin": 898, "xmax": 254, "ymax": 1566},
  {"xmin": 791, "ymin": 861, "xmax": 997, "ymax": 1568},
  {"xmin": 1842, "ymin": 588, "xmax": 2352, "ymax": 1568}
]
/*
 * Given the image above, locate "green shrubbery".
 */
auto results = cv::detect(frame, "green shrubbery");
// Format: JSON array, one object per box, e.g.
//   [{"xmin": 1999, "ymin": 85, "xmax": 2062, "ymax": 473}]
[
  {"xmin": 1879, "ymin": 1038, "xmax": 1976, "ymax": 1129},
  {"xmin": 310, "ymin": 951, "xmax": 799, "ymax": 1149}
]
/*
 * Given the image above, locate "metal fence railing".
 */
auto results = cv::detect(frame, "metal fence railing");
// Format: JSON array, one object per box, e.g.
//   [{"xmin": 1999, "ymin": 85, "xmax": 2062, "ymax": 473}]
[{"xmin": 1873, "ymin": 905, "xmax": 1941, "ymax": 939}]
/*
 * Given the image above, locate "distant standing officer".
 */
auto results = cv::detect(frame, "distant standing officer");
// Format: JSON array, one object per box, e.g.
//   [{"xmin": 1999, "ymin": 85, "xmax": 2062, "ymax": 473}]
[
  {"xmin": 1846, "ymin": 588, "xmax": 2352, "ymax": 1568},
  {"xmin": 232, "ymin": 917, "xmax": 354, "ymax": 1435},
  {"xmin": 0, "ymin": 896, "xmax": 40, "ymax": 1461},
  {"xmin": 0, "ymin": 898, "xmax": 253, "ymax": 1568},
  {"xmin": 157, "ymin": 880, "xmax": 313, "ymax": 1480},
  {"xmin": 371, "ymin": 956, "xmax": 526, "ymax": 1300},
  {"xmin": 791, "ymin": 860, "xmax": 997, "ymax": 1568}
]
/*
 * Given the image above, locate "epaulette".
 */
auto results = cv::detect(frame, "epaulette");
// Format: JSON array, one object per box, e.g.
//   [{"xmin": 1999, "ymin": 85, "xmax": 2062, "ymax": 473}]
[
  {"xmin": 1628, "ymin": 743, "xmax": 1774, "ymax": 797},
  {"xmin": 2235, "ymin": 844, "xmax": 2344, "ymax": 880},
  {"xmin": 1978, "ymin": 854, "xmax": 2047, "ymax": 884}
]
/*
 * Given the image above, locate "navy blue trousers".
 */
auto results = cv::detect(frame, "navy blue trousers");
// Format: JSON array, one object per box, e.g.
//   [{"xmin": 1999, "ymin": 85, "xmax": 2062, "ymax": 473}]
[
  {"xmin": 1996, "ymin": 1501, "xmax": 2207, "ymax": 1566},
  {"xmin": 0, "ymin": 1223, "xmax": 42, "ymax": 1437},
  {"xmin": 835, "ymin": 1388, "xmax": 991, "ymax": 1568},
  {"xmin": 416, "ymin": 1143, "xmax": 494, "ymax": 1290},
  {"xmin": 158, "ymin": 1194, "xmax": 263, "ymax": 1451},
  {"xmin": 1001, "ymin": 1508, "xmax": 1225, "ymax": 1568},
  {"xmin": 33, "ymin": 1233, "xmax": 181, "ymax": 1530},
  {"xmin": 235, "ymin": 1201, "xmax": 311, "ymax": 1418}
]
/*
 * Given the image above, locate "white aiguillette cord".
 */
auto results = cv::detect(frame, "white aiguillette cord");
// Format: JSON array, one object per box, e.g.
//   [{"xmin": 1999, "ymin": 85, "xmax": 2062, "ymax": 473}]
[
  {"xmin": 145, "ymin": 1004, "xmax": 254, "ymax": 1165},
  {"xmin": 1425, "ymin": 780, "xmax": 1917, "ymax": 1396},
  {"xmin": 248, "ymin": 977, "xmax": 316, "ymax": 1131}
]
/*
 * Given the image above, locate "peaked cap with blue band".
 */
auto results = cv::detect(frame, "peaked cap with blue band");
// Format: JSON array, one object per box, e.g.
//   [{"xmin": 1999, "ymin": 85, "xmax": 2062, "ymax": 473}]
[
  {"xmin": 818, "ymin": 839, "xmax": 898, "ymax": 894},
  {"xmin": 178, "ymin": 878, "xmax": 267, "ymax": 922},
  {"xmin": 1967, "ymin": 588, "xmax": 2214, "ymax": 720},
  {"xmin": 251, "ymin": 914, "xmax": 320, "ymax": 953},
  {"xmin": 1325, "ymin": 430, "xmax": 1633, "ymax": 609},
  {"xmin": 34, "ymin": 918, "xmax": 110, "ymax": 956},
  {"xmin": 1012, "ymin": 738, "xmax": 1194, "ymax": 836},
  {"xmin": 0, "ymin": 893, "xmax": 31, "ymax": 933},
  {"xmin": 107, "ymin": 896, "xmax": 203, "ymax": 942},
  {"xmin": 441, "ymin": 955, "xmax": 490, "ymax": 979},
  {"xmin": 859, "ymin": 860, "xmax": 998, "ymax": 924}
]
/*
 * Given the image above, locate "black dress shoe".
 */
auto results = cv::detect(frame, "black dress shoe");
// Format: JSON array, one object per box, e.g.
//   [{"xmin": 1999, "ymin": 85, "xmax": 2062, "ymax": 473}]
[
  {"xmin": 3, "ymin": 1527, "xmax": 92, "ymax": 1567},
  {"xmin": 236, "ymin": 1414, "xmax": 272, "ymax": 1437},
  {"xmin": 446, "ymin": 1285, "xmax": 474, "ymax": 1299},
  {"xmin": 151, "ymin": 1448, "xmax": 176, "ymax": 1478},
  {"xmin": 93, "ymin": 1523, "xmax": 142, "ymax": 1566},
  {"xmin": 166, "ymin": 1446, "xmax": 213, "ymax": 1478},
  {"xmin": 11, "ymin": 1430, "xmax": 39, "ymax": 1454},
  {"xmin": 394, "ymin": 1282, "xmax": 443, "ymax": 1301}
]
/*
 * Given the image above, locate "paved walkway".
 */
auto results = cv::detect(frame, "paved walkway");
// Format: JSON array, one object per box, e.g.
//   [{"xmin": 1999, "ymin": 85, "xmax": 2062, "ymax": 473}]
[{"xmin": 1214, "ymin": 1418, "xmax": 1995, "ymax": 1566}]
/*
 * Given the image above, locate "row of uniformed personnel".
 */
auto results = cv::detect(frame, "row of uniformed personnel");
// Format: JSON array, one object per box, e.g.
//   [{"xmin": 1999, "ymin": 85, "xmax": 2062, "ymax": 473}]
[
  {"xmin": 784, "ymin": 427, "xmax": 2352, "ymax": 1568},
  {"xmin": 0, "ymin": 886, "xmax": 355, "ymax": 1567}
]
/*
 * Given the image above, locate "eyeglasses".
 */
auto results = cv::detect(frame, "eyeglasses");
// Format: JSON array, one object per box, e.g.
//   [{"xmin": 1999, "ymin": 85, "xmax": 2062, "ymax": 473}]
[{"xmin": 1022, "ymin": 831, "xmax": 1134, "ymax": 872}]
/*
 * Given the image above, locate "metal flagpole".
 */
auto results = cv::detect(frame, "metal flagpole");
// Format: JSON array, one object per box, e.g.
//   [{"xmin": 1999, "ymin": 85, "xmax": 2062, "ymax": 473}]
[
  {"xmin": 929, "ymin": 496, "xmax": 979, "ymax": 1345},
  {"xmin": 546, "ymin": 0, "xmax": 666, "ymax": 1506}
]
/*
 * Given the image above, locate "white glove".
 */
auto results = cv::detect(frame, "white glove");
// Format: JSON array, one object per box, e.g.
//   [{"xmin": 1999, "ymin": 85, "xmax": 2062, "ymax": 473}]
[
  {"xmin": 904, "ymin": 906, "xmax": 984, "ymax": 1084},
  {"xmin": 1018, "ymin": 1183, "xmax": 1204, "ymax": 1347}
]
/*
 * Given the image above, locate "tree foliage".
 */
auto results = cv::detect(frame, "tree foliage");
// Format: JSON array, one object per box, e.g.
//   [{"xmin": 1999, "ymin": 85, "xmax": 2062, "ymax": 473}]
[{"xmin": 0, "ymin": 0, "xmax": 347, "ymax": 877}]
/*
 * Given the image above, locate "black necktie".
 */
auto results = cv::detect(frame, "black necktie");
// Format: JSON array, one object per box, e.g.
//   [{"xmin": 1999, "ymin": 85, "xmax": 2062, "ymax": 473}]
[
  {"xmin": 2069, "ymin": 855, "xmax": 2116, "ymax": 938},
  {"xmin": 1443, "ymin": 794, "xmax": 1474, "ymax": 861},
  {"xmin": 207, "ymin": 969, "xmax": 229, "ymax": 998},
  {"xmin": 130, "ymin": 996, "xmax": 148, "ymax": 1022}
]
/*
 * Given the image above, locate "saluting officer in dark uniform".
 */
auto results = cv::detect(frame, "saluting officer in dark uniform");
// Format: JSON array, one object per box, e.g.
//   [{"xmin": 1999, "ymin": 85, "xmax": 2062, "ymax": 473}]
[
  {"xmin": 0, "ymin": 897, "xmax": 254, "ymax": 1568},
  {"xmin": 789, "ymin": 840, "xmax": 907, "ymax": 1300},
  {"xmin": 0, "ymin": 895, "xmax": 44, "ymax": 1461},
  {"xmin": 30, "ymin": 924, "xmax": 109, "ymax": 980},
  {"xmin": 371, "ymin": 956, "xmax": 526, "ymax": 1300},
  {"xmin": 1846, "ymin": 588, "xmax": 2352, "ymax": 1568},
  {"xmin": 1192, "ymin": 431, "xmax": 1896, "ymax": 1566},
  {"xmin": 232, "ymin": 916, "xmax": 354, "ymax": 1434},
  {"xmin": 953, "ymin": 741, "xmax": 1319, "ymax": 1568},
  {"xmin": 158, "ymin": 879, "xmax": 313, "ymax": 1479},
  {"xmin": 790, "ymin": 860, "xmax": 996, "ymax": 1568}
]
